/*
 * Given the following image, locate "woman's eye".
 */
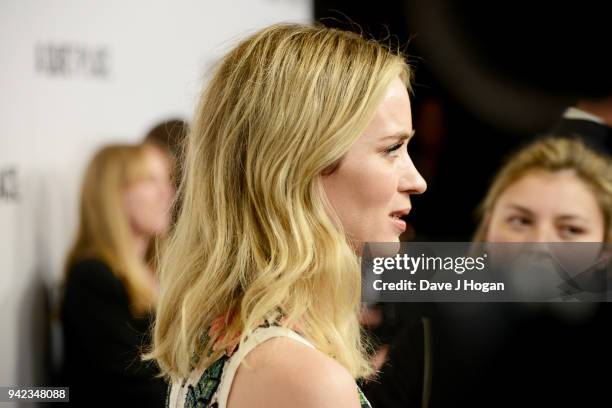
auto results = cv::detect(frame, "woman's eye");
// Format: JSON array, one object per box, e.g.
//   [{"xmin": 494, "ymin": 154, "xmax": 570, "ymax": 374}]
[
  {"xmin": 559, "ymin": 225, "xmax": 586, "ymax": 237},
  {"xmin": 385, "ymin": 143, "xmax": 404, "ymax": 157},
  {"xmin": 507, "ymin": 216, "xmax": 530, "ymax": 227}
]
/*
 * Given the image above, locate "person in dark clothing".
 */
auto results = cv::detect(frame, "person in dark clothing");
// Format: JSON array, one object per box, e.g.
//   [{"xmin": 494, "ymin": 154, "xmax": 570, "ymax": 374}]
[
  {"xmin": 61, "ymin": 143, "xmax": 174, "ymax": 406},
  {"xmin": 364, "ymin": 138, "xmax": 612, "ymax": 407},
  {"xmin": 472, "ymin": 137, "xmax": 612, "ymax": 407}
]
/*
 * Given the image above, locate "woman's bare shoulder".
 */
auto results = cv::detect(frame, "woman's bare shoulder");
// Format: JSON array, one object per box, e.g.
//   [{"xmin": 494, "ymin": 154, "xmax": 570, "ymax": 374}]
[{"xmin": 227, "ymin": 335, "xmax": 361, "ymax": 408}]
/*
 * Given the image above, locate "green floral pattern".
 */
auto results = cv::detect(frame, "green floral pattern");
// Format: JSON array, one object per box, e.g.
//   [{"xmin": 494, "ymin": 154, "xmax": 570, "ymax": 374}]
[{"xmin": 183, "ymin": 356, "xmax": 227, "ymax": 408}]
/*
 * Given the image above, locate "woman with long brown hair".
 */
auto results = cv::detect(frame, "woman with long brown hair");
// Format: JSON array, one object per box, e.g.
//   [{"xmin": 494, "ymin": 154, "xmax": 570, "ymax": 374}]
[{"xmin": 61, "ymin": 143, "xmax": 174, "ymax": 406}]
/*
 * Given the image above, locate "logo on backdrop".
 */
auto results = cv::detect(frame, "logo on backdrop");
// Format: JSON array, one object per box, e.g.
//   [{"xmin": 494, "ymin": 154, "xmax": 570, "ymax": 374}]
[
  {"xmin": 35, "ymin": 43, "xmax": 110, "ymax": 78},
  {"xmin": 0, "ymin": 166, "xmax": 19, "ymax": 202}
]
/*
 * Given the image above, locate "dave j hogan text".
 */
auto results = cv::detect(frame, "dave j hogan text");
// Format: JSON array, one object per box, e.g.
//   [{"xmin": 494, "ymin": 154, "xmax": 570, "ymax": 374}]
[{"xmin": 373, "ymin": 279, "xmax": 505, "ymax": 293}]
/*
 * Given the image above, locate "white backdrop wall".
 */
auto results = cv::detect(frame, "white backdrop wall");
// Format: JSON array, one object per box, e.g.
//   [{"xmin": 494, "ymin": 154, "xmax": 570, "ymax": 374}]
[{"xmin": 0, "ymin": 1, "xmax": 311, "ymax": 405}]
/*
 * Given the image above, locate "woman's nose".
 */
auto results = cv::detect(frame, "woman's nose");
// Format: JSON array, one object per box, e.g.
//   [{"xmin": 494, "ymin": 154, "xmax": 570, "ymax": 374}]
[
  {"xmin": 529, "ymin": 225, "xmax": 560, "ymax": 243},
  {"xmin": 399, "ymin": 157, "xmax": 427, "ymax": 194}
]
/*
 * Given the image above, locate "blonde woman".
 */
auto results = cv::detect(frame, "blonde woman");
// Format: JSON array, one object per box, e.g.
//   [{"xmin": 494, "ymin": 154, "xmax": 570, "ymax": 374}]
[
  {"xmin": 61, "ymin": 143, "xmax": 174, "ymax": 406},
  {"xmin": 148, "ymin": 23, "xmax": 426, "ymax": 408},
  {"xmin": 470, "ymin": 137, "xmax": 612, "ymax": 407}
]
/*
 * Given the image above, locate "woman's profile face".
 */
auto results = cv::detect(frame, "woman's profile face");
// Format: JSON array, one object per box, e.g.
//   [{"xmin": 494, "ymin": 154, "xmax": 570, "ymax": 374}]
[
  {"xmin": 124, "ymin": 146, "xmax": 174, "ymax": 237},
  {"xmin": 322, "ymin": 76, "xmax": 427, "ymax": 246},
  {"xmin": 486, "ymin": 169, "xmax": 605, "ymax": 243}
]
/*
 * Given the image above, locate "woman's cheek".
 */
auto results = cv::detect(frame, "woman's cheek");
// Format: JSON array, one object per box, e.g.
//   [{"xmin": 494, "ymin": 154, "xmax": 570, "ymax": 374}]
[{"xmin": 353, "ymin": 160, "xmax": 397, "ymax": 204}]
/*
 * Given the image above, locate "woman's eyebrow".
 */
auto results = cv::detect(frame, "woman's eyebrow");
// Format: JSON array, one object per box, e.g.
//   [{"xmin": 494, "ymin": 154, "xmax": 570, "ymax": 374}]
[
  {"xmin": 556, "ymin": 214, "xmax": 589, "ymax": 223},
  {"xmin": 506, "ymin": 204, "xmax": 534, "ymax": 215},
  {"xmin": 380, "ymin": 130, "xmax": 415, "ymax": 142}
]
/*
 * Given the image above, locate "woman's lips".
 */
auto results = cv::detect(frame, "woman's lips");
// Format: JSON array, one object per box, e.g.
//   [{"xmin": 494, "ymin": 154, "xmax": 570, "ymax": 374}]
[
  {"xmin": 389, "ymin": 208, "xmax": 410, "ymax": 234},
  {"xmin": 390, "ymin": 215, "xmax": 407, "ymax": 233}
]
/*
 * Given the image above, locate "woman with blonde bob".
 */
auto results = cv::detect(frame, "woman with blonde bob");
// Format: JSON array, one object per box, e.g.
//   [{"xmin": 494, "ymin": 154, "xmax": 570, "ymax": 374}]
[
  {"xmin": 148, "ymin": 23, "xmax": 426, "ymax": 408},
  {"xmin": 469, "ymin": 139, "xmax": 612, "ymax": 406},
  {"xmin": 61, "ymin": 143, "xmax": 173, "ymax": 406}
]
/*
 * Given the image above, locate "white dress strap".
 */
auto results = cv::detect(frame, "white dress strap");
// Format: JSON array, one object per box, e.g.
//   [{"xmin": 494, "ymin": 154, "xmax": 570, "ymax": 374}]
[{"xmin": 216, "ymin": 325, "xmax": 314, "ymax": 407}]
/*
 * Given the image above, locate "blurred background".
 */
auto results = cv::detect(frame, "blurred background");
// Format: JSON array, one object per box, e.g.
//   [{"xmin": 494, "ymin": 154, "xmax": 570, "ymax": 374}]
[{"xmin": 1, "ymin": 0, "xmax": 611, "ymax": 406}]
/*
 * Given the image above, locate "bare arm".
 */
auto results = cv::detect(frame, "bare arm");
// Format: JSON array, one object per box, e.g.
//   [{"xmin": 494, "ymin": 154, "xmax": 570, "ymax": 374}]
[{"xmin": 227, "ymin": 336, "xmax": 361, "ymax": 408}]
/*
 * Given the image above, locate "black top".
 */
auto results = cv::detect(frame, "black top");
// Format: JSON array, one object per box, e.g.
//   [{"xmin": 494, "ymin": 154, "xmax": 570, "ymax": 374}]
[
  {"xmin": 60, "ymin": 259, "xmax": 166, "ymax": 407},
  {"xmin": 362, "ymin": 302, "xmax": 611, "ymax": 408}
]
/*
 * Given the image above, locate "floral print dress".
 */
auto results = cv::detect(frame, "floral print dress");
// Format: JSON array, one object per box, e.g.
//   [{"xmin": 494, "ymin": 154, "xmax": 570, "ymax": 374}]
[{"xmin": 166, "ymin": 316, "xmax": 372, "ymax": 408}]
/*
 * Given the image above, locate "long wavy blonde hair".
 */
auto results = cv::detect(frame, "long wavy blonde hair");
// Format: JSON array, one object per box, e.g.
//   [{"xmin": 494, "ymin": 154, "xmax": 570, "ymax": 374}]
[
  {"xmin": 65, "ymin": 144, "xmax": 159, "ymax": 315},
  {"xmin": 473, "ymin": 137, "xmax": 612, "ymax": 242},
  {"xmin": 148, "ymin": 23, "xmax": 412, "ymax": 380}
]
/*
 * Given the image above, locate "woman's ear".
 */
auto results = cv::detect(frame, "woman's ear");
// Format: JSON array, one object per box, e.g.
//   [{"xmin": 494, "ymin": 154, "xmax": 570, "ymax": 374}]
[{"xmin": 321, "ymin": 158, "xmax": 341, "ymax": 176}]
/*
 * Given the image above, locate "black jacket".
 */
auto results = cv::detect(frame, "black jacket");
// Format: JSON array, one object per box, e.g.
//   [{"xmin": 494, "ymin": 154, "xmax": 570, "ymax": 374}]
[{"xmin": 60, "ymin": 259, "xmax": 166, "ymax": 407}]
